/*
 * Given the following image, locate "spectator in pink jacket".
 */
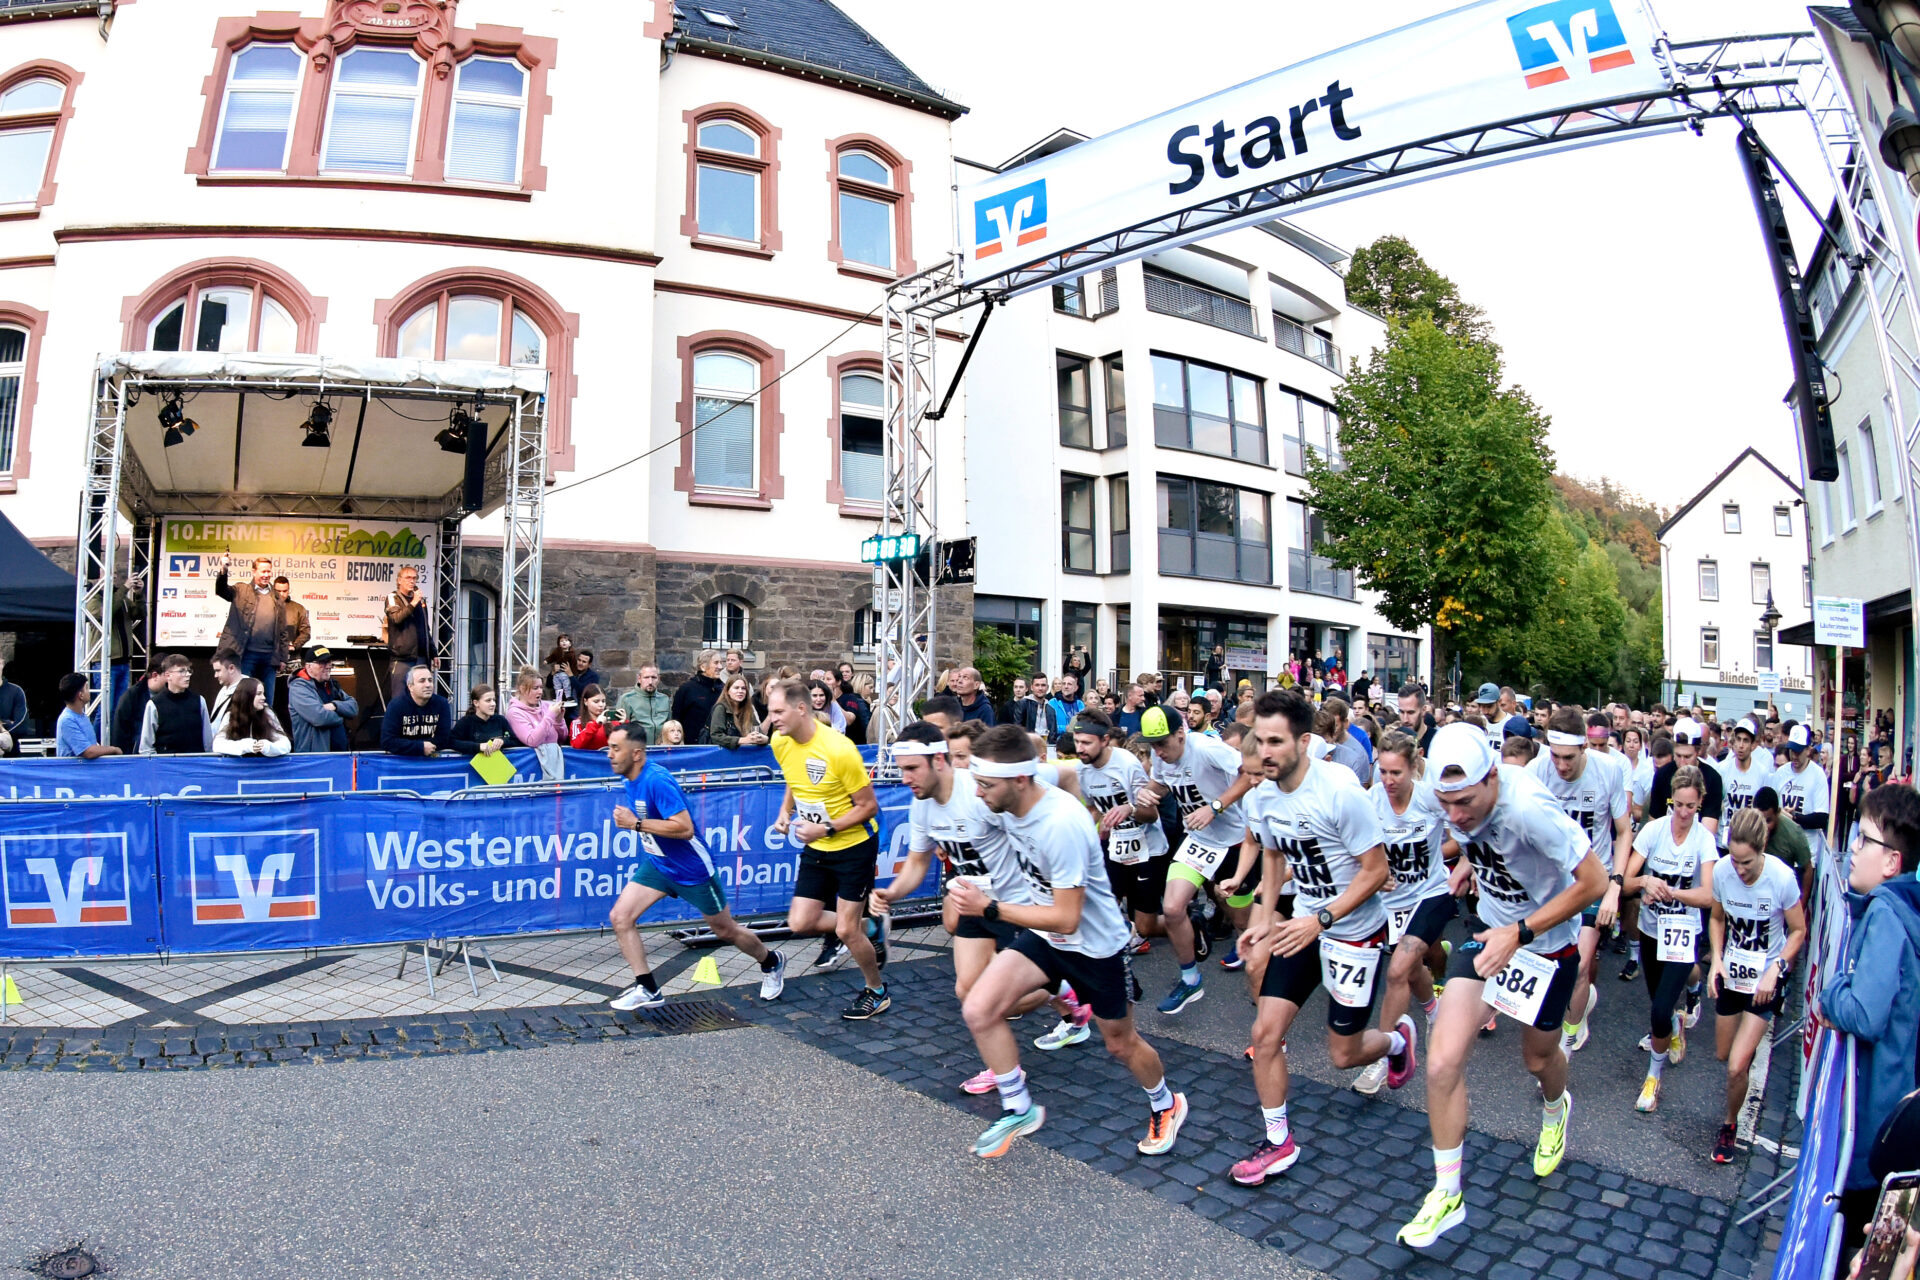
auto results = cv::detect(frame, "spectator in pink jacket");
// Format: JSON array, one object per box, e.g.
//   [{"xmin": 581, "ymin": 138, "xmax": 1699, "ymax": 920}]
[{"xmin": 506, "ymin": 664, "xmax": 566, "ymax": 748}]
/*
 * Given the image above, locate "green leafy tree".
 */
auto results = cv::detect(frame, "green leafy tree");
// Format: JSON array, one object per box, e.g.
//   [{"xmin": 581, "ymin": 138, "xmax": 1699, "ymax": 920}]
[
  {"xmin": 1344, "ymin": 234, "xmax": 1493, "ymax": 346},
  {"xmin": 1306, "ymin": 315, "xmax": 1556, "ymax": 685},
  {"xmin": 972, "ymin": 626, "xmax": 1035, "ymax": 703},
  {"xmin": 1483, "ymin": 520, "xmax": 1628, "ymax": 700}
]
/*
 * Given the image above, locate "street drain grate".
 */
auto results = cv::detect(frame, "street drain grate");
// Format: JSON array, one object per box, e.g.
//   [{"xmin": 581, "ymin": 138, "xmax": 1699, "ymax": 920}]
[
  {"xmin": 631, "ymin": 999, "xmax": 749, "ymax": 1035},
  {"xmin": 30, "ymin": 1245, "xmax": 99, "ymax": 1279}
]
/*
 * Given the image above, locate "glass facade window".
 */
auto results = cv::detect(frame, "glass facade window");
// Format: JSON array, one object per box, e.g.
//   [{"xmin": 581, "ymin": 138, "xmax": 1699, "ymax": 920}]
[
  {"xmin": 976, "ymin": 595, "xmax": 1043, "ymax": 651},
  {"xmin": 838, "ymin": 370, "xmax": 883, "ymax": 505},
  {"xmin": 1286, "ymin": 497, "xmax": 1354, "ymax": 598},
  {"xmin": 1058, "ymin": 353, "xmax": 1093, "ymax": 449},
  {"xmin": 1062, "ymin": 603, "xmax": 1096, "ymax": 680},
  {"xmin": 1109, "ymin": 474, "xmax": 1131, "ymax": 573},
  {"xmin": 1103, "ymin": 355, "xmax": 1126, "ymax": 447},
  {"xmin": 1157, "ymin": 475, "xmax": 1270, "ymax": 584},
  {"xmin": 1150, "ymin": 353, "xmax": 1265, "ymax": 463},
  {"xmin": 1275, "ymin": 384, "xmax": 1340, "ymax": 475},
  {"xmin": 1062, "ymin": 474, "xmax": 1095, "ymax": 573}
]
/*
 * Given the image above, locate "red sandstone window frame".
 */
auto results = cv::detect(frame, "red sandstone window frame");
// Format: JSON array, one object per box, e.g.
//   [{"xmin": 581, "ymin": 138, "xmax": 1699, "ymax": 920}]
[
  {"xmin": 825, "ymin": 134, "xmax": 914, "ymax": 280},
  {"xmin": 121, "ymin": 258, "xmax": 329, "ymax": 354},
  {"xmin": 0, "ymin": 60, "xmax": 82, "ymax": 221},
  {"xmin": 375, "ymin": 267, "xmax": 581, "ymax": 472},
  {"xmin": 674, "ymin": 331, "xmax": 786, "ymax": 510},
  {"xmin": 681, "ymin": 104, "xmax": 783, "ymax": 259},
  {"xmin": 825, "ymin": 350, "xmax": 883, "ymax": 517},
  {"xmin": 184, "ymin": 15, "xmax": 555, "ymax": 198},
  {"xmin": 0, "ymin": 301, "xmax": 47, "ymax": 491}
]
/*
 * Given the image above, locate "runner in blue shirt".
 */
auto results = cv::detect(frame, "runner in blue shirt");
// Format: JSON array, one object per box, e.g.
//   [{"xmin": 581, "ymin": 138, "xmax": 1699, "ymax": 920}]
[{"xmin": 604, "ymin": 721, "xmax": 786, "ymax": 1009}]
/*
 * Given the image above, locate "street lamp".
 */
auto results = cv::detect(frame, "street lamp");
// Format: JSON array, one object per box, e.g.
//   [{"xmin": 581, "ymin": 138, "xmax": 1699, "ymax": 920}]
[{"xmin": 1759, "ymin": 589, "xmax": 1782, "ymax": 648}]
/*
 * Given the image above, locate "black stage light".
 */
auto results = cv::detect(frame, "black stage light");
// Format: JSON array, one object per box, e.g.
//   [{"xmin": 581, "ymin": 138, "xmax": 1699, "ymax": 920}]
[
  {"xmin": 302, "ymin": 399, "xmax": 334, "ymax": 448},
  {"xmin": 158, "ymin": 393, "xmax": 196, "ymax": 448},
  {"xmin": 435, "ymin": 407, "xmax": 474, "ymax": 454}
]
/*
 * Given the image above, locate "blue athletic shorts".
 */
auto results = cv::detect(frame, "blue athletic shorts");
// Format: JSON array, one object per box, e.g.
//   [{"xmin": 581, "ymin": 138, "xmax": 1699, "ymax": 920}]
[{"xmin": 630, "ymin": 859, "xmax": 728, "ymax": 916}]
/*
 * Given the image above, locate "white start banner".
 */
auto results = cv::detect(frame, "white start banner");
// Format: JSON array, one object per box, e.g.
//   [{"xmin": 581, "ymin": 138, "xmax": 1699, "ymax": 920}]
[
  {"xmin": 154, "ymin": 516, "xmax": 437, "ymax": 650},
  {"xmin": 957, "ymin": 0, "xmax": 1669, "ymax": 286}
]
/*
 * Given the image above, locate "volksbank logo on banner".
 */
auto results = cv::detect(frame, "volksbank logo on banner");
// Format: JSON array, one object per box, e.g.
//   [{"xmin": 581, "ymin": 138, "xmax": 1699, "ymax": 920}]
[
  {"xmin": 973, "ymin": 179, "xmax": 1046, "ymax": 260},
  {"xmin": 2, "ymin": 834, "xmax": 132, "ymax": 927},
  {"xmin": 1508, "ymin": 1, "xmax": 1637, "ymax": 88},
  {"xmin": 189, "ymin": 830, "xmax": 320, "ymax": 923}
]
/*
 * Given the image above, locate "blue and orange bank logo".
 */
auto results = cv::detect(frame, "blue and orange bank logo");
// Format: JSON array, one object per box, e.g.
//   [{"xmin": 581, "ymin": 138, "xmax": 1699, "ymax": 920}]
[
  {"xmin": 2, "ymin": 836, "xmax": 132, "ymax": 928},
  {"xmin": 189, "ymin": 831, "xmax": 320, "ymax": 923},
  {"xmin": 974, "ymin": 179, "xmax": 1047, "ymax": 260},
  {"xmin": 1508, "ymin": 1, "xmax": 1636, "ymax": 89}
]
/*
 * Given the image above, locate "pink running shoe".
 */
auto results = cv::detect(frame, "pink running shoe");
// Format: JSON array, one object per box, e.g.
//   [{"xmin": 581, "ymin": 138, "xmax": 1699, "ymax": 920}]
[
  {"xmin": 1230, "ymin": 1135, "xmax": 1300, "ymax": 1185},
  {"xmin": 1387, "ymin": 1014, "xmax": 1419, "ymax": 1090},
  {"xmin": 959, "ymin": 1068, "xmax": 997, "ymax": 1095}
]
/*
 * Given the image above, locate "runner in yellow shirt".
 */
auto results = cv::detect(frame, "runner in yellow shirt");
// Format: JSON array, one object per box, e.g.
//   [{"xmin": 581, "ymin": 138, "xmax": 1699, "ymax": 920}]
[{"xmin": 769, "ymin": 677, "xmax": 887, "ymax": 1019}]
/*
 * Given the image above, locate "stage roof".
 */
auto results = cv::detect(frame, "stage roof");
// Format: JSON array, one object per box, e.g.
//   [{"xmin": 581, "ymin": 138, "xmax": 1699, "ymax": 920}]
[{"xmin": 97, "ymin": 352, "xmax": 548, "ymax": 520}]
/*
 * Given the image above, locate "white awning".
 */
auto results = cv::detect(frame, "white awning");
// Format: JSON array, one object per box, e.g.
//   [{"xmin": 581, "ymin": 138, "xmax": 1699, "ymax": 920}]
[{"xmin": 97, "ymin": 350, "xmax": 549, "ymax": 395}]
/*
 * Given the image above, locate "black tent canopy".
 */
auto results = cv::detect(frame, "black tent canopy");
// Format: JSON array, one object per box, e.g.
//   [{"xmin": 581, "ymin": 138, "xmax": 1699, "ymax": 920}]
[{"xmin": 0, "ymin": 507, "xmax": 73, "ymax": 625}]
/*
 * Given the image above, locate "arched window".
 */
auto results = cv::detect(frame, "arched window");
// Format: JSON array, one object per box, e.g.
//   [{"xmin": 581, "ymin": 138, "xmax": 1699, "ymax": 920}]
[
  {"xmin": 827, "ymin": 136, "xmax": 913, "ymax": 277},
  {"xmin": 852, "ymin": 606, "xmax": 878, "ymax": 654},
  {"xmin": 211, "ymin": 44, "xmax": 302, "ymax": 172},
  {"xmin": 682, "ymin": 105, "xmax": 781, "ymax": 256},
  {"xmin": 378, "ymin": 269, "xmax": 579, "ymax": 470},
  {"xmin": 838, "ymin": 368, "xmax": 883, "ymax": 506},
  {"xmin": 126, "ymin": 261, "xmax": 324, "ymax": 355},
  {"xmin": 0, "ymin": 323, "xmax": 27, "ymax": 474},
  {"xmin": 692, "ymin": 352, "xmax": 758, "ymax": 492},
  {"xmin": 0, "ymin": 65, "xmax": 77, "ymax": 213},
  {"xmin": 446, "ymin": 56, "xmax": 526, "ymax": 185},
  {"xmin": 703, "ymin": 596, "xmax": 751, "ymax": 649},
  {"xmin": 321, "ymin": 47, "xmax": 423, "ymax": 175}
]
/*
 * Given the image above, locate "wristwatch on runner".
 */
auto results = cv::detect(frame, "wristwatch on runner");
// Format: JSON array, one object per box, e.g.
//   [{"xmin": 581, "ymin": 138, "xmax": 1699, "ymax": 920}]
[
  {"xmin": 983, "ymin": 901, "xmax": 1001, "ymax": 923},
  {"xmin": 1209, "ymin": 800, "xmax": 1224, "ymax": 814},
  {"xmin": 1316, "ymin": 908, "xmax": 1335, "ymax": 929},
  {"xmin": 1516, "ymin": 921, "xmax": 1535, "ymax": 946}
]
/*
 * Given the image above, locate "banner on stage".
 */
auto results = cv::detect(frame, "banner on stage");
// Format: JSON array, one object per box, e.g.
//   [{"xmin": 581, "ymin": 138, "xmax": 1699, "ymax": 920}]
[{"xmin": 155, "ymin": 515, "xmax": 437, "ymax": 650}]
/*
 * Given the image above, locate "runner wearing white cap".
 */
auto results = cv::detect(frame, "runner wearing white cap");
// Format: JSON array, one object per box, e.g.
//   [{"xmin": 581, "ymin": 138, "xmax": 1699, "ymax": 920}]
[
  {"xmin": 1396, "ymin": 723, "xmax": 1607, "ymax": 1249},
  {"xmin": 1713, "ymin": 718, "xmax": 1775, "ymax": 844},
  {"xmin": 1774, "ymin": 723, "xmax": 1831, "ymax": 832}
]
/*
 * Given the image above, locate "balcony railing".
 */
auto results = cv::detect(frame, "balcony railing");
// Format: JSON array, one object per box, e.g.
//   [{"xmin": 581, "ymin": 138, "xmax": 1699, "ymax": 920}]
[
  {"xmin": 1144, "ymin": 269, "xmax": 1256, "ymax": 337},
  {"xmin": 1288, "ymin": 547, "xmax": 1354, "ymax": 599},
  {"xmin": 1274, "ymin": 313, "xmax": 1342, "ymax": 373}
]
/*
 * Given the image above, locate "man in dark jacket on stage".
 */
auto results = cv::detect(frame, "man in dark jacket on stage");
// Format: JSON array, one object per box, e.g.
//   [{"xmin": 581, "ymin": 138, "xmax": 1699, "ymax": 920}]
[{"xmin": 214, "ymin": 554, "xmax": 290, "ymax": 703}]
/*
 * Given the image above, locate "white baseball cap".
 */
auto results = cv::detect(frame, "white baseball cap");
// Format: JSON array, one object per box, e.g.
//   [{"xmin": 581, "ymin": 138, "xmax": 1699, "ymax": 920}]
[
  {"xmin": 1672, "ymin": 716, "xmax": 1705, "ymax": 745},
  {"xmin": 1733, "ymin": 717, "xmax": 1761, "ymax": 739},
  {"xmin": 1427, "ymin": 722, "xmax": 1497, "ymax": 793},
  {"xmin": 1787, "ymin": 723, "xmax": 1812, "ymax": 749}
]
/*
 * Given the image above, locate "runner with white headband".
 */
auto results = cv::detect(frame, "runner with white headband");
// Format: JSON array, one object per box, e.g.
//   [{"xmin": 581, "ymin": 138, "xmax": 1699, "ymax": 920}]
[
  {"xmin": 876, "ymin": 721, "xmax": 1089, "ymax": 1094},
  {"xmin": 1527, "ymin": 707, "xmax": 1631, "ymax": 1057},
  {"xmin": 1396, "ymin": 722, "xmax": 1606, "ymax": 1249},
  {"xmin": 949, "ymin": 724, "xmax": 1186, "ymax": 1161}
]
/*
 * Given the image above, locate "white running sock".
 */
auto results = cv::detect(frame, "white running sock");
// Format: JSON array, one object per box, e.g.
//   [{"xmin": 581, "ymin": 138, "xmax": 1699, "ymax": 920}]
[
  {"xmin": 1262, "ymin": 1103, "xmax": 1289, "ymax": 1145},
  {"xmin": 1145, "ymin": 1077, "xmax": 1175, "ymax": 1112},
  {"xmin": 995, "ymin": 1066, "xmax": 1032, "ymax": 1114},
  {"xmin": 1543, "ymin": 1091, "xmax": 1567, "ymax": 1122},
  {"xmin": 1648, "ymin": 1050, "xmax": 1666, "ymax": 1080},
  {"xmin": 1434, "ymin": 1144, "xmax": 1463, "ymax": 1195},
  {"xmin": 1387, "ymin": 1030, "xmax": 1408, "ymax": 1058}
]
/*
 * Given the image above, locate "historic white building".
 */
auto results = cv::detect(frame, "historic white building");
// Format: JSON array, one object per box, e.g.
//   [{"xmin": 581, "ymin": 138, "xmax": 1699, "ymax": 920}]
[
  {"xmin": 0, "ymin": 0, "xmax": 970, "ymax": 695},
  {"xmin": 964, "ymin": 137, "xmax": 1425, "ymax": 698},
  {"xmin": 1657, "ymin": 447, "xmax": 1811, "ymax": 720}
]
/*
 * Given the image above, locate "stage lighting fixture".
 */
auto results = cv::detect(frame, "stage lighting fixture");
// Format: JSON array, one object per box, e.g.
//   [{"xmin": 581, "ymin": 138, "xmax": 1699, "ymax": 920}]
[
  {"xmin": 435, "ymin": 406, "xmax": 475, "ymax": 455},
  {"xmin": 301, "ymin": 399, "xmax": 334, "ymax": 448},
  {"xmin": 158, "ymin": 393, "xmax": 196, "ymax": 448}
]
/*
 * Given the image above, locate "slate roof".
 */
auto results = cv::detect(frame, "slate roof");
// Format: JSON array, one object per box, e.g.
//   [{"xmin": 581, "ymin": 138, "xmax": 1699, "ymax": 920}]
[{"xmin": 670, "ymin": 0, "xmax": 965, "ymax": 119}]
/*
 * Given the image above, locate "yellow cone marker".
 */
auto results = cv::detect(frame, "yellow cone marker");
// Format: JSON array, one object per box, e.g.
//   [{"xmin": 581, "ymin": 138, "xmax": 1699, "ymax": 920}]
[
  {"xmin": 2, "ymin": 975, "xmax": 19, "ymax": 1006},
  {"xmin": 691, "ymin": 956, "xmax": 722, "ymax": 986}
]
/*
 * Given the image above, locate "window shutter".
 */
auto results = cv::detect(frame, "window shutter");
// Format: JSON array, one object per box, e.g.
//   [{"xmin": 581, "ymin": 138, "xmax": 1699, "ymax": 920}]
[
  {"xmin": 447, "ymin": 100, "xmax": 521, "ymax": 184},
  {"xmin": 693, "ymin": 397, "xmax": 755, "ymax": 490}
]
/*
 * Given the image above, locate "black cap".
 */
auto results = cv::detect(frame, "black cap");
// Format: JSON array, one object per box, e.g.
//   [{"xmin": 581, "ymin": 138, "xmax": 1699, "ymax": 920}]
[{"xmin": 303, "ymin": 644, "xmax": 333, "ymax": 664}]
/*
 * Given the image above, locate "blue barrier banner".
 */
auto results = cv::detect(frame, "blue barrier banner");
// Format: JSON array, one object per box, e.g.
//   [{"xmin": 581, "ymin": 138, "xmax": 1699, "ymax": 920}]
[
  {"xmin": 0, "ymin": 800, "xmax": 162, "ymax": 958},
  {"xmin": 141, "ymin": 778, "xmax": 918, "ymax": 954},
  {"xmin": 0, "ymin": 741, "xmax": 847, "ymax": 800},
  {"xmin": 1773, "ymin": 1031, "xmax": 1856, "ymax": 1280}
]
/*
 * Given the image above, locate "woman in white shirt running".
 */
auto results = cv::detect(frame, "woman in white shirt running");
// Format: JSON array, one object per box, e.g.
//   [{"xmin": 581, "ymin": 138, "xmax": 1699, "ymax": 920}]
[
  {"xmin": 1623, "ymin": 765, "xmax": 1717, "ymax": 1113},
  {"xmin": 212, "ymin": 677, "xmax": 291, "ymax": 757}
]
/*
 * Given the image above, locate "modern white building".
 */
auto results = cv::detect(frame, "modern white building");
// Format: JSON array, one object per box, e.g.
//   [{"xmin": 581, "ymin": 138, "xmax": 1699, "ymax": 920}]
[
  {"xmin": 0, "ymin": 0, "xmax": 970, "ymax": 709},
  {"xmin": 1657, "ymin": 447, "xmax": 1811, "ymax": 720},
  {"xmin": 964, "ymin": 135, "xmax": 1426, "ymax": 697}
]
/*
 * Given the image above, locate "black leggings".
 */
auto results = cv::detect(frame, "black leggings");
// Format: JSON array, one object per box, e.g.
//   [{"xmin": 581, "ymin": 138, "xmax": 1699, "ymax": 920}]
[{"xmin": 1639, "ymin": 929, "xmax": 1695, "ymax": 1040}]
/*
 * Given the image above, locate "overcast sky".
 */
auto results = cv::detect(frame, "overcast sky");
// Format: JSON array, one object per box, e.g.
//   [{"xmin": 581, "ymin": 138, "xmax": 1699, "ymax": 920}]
[{"xmin": 835, "ymin": 0, "xmax": 1835, "ymax": 510}]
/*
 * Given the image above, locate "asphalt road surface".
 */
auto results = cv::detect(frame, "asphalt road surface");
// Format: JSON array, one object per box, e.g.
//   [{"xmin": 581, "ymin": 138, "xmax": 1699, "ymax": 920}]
[{"xmin": 0, "ymin": 1029, "xmax": 1311, "ymax": 1280}]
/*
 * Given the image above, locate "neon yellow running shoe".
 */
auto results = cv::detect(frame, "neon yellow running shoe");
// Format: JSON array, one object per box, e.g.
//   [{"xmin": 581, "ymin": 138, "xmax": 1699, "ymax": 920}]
[
  {"xmin": 1534, "ymin": 1091, "xmax": 1571, "ymax": 1176},
  {"xmin": 1397, "ymin": 1186, "xmax": 1467, "ymax": 1247}
]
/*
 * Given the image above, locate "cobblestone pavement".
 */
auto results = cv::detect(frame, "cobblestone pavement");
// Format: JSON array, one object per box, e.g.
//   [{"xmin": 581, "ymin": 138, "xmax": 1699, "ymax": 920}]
[{"xmin": 0, "ymin": 937, "xmax": 1798, "ymax": 1280}]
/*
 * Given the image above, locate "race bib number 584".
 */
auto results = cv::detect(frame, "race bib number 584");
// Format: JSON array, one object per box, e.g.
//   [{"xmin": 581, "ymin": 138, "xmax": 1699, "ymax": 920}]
[{"xmin": 1486, "ymin": 948, "xmax": 1558, "ymax": 1026}]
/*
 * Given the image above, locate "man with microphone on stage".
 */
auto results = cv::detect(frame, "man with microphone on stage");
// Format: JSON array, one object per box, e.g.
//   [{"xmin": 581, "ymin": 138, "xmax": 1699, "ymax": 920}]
[{"xmin": 385, "ymin": 565, "xmax": 434, "ymax": 701}]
